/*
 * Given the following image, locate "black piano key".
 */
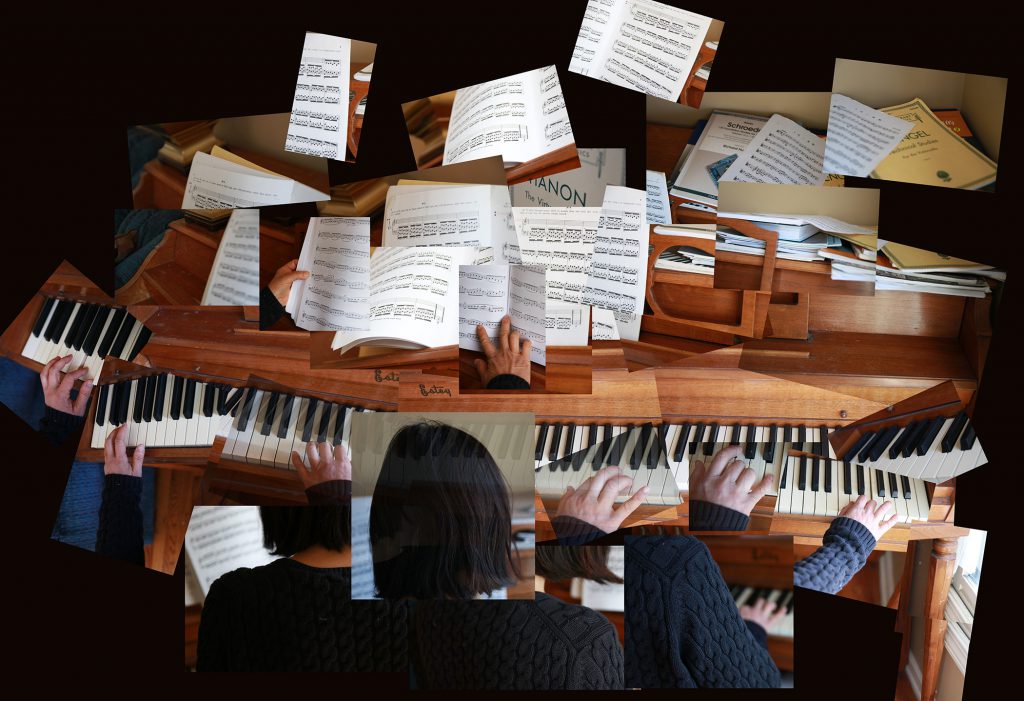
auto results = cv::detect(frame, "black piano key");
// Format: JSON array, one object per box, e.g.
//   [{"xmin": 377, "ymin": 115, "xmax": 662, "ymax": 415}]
[
  {"xmin": 95, "ymin": 308, "xmax": 127, "ymax": 358},
  {"xmin": 548, "ymin": 424, "xmax": 564, "ymax": 462},
  {"xmin": 782, "ymin": 426, "xmax": 792, "ymax": 444},
  {"xmin": 824, "ymin": 459, "xmax": 832, "ymax": 493},
  {"xmin": 689, "ymin": 423, "xmax": 705, "ymax": 455},
  {"xmin": 648, "ymin": 425, "xmax": 663, "ymax": 468},
  {"xmin": 119, "ymin": 380, "xmax": 134, "ymax": 424},
  {"xmin": 300, "ymin": 398, "xmax": 319, "ymax": 442},
  {"xmin": 332, "ymin": 403, "xmax": 348, "ymax": 445},
  {"xmin": 729, "ymin": 423, "xmax": 742, "ymax": 446},
  {"xmin": 875, "ymin": 469, "xmax": 885, "ymax": 498},
  {"xmin": 236, "ymin": 388, "xmax": 259, "ymax": 432},
  {"xmin": 110, "ymin": 381, "xmax": 125, "ymax": 425},
  {"xmin": 81, "ymin": 305, "xmax": 111, "ymax": 356},
  {"xmin": 590, "ymin": 429, "xmax": 606, "ymax": 470},
  {"xmin": 888, "ymin": 472, "xmax": 899, "ymax": 499},
  {"xmin": 783, "ymin": 592, "xmax": 795, "ymax": 613},
  {"xmin": 534, "ymin": 424, "xmax": 549, "ymax": 461},
  {"xmin": 141, "ymin": 375, "xmax": 157, "ymax": 422},
  {"xmin": 797, "ymin": 456, "xmax": 807, "ymax": 490},
  {"xmin": 61, "ymin": 303, "xmax": 87, "ymax": 350},
  {"xmin": 842, "ymin": 460, "xmax": 852, "ymax": 495},
  {"xmin": 702, "ymin": 423, "xmax": 719, "ymax": 456},
  {"xmin": 108, "ymin": 315, "xmax": 136, "ymax": 359},
  {"xmin": 563, "ymin": 424, "xmax": 577, "ymax": 464},
  {"xmin": 866, "ymin": 425, "xmax": 900, "ymax": 462},
  {"xmin": 130, "ymin": 379, "xmax": 144, "ymax": 423},
  {"xmin": 76, "ymin": 304, "xmax": 103, "ymax": 350},
  {"xmin": 223, "ymin": 387, "xmax": 244, "ymax": 415},
  {"xmin": 744, "ymin": 426, "xmax": 757, "ymax": 460},
  {"xmin": 170, "ymin": 376, "xmax": 184, "ymax": 420},
  {"xmin": 153, "ymin": 374, "xmax": 167, "ymax": 422},
  {"xmin": 941, "ymin": 411, "xmax": 969, "ymax": 453},
  {"xmin": 631, "ymin": 424, "xmax": 649, "ymax": 469},
  {"xmin": 901, "ymin": 475, "xmax": 912, "ymax": 500},
  {"xmin": 260, "ymin": 392, "xmax": 279, "ymax": 436},
  {"xmin": 43, "ymin": 300, "xmax": 73, "ymax": 343},
  {"xmin": 810, "ymin": 457, "xmax": 820, "ymax": 492},
  {"xmin": 818, "ymin": 425, "xmax": 829, "ymax": 457},
  {"xmin": 672, "ymin": 423, "xmax": 689, "ymax": 462},
  {"xmin": 202, "ymin": 383, "xmax": 215, "ymax": 418},
  {"xmin": 274, "ymin": 394, "xmax": 295, "ymax": 440},
  {"xmin": 900, "ymin": 422, "xmax": 928, "ymax": 459},
  {"xmin": 32, "ymin": 297, "xmax": 56, "ymax": 337},
  {"xmin": 842, "ymin": 432, "xmax": 873, "ymax": 463},
  {"xmin": 586, "ymin": 423, "xmax": 598, "ymax": 451},
  {"xmin": 856, "ymin": 464, "xmax": 866, "ymax": 495},
  {"xmin": 779, "ymin": 460, "xmax": 788, "ymax": 489},
  {"xmin": 609, "ymin": 428, "xmax": 631, "ymax": 466},
  {"xmin": 317, "ymin": 401, "xmax": 333, "ymax": 443},
  {"xmin": 94, "ymin": 384, "xmax": 108, "ymax": 427},
  {"xmin": 914, "ymin": 417, "xmax": 946, "ymax": 456},
  {"xmin": 959, "ymin": 422, "xmax": 977, "ymax": 450},
  {"xmin": 857, "ymin": 429, "xmax": 884, "ymax": 462},
  {"xmin": 183, "ymin": 379, "xmax": 197, "ymax": 420},
  {"xmin": 124, "ymin": 321, "xmax": 151, "ymax": 360},
  {"xmin": 764, "ymin": 426, "xmax": 778, "ymax": 463},
  {"xmin": 70, "ymin": 304, "xmax": 99, "ymax": 351},
  {"xmin": 796, "ymin": 425, "xmax": 806, "ymax": 450}
]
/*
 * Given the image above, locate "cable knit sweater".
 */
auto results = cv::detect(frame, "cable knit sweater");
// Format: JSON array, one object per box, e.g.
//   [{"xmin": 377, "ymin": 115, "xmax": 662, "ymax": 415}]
[
  {"xmin": 197, "ymin": 562, "xmax": 409, "ymax": 672},
  {"xmin": 39, "ymin": 406, "xmax": 84, "ymax": 446},
  {"xmin": 411, "ymin": 592, "xmax": 623, "ymax": 690},
  {"xmin": 625, "ymin": 536, "xmax": 780, "ymax": 688},
  {"xmin": 793, "ymin": 516, "xmax": 877, "ymax": 594}
]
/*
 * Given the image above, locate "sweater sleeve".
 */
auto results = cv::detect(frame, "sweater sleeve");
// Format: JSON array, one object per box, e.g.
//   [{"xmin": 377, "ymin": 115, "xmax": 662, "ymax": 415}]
[
  {"xmin": 551, "ymin": 515, "xmax": 608, "ymax": 545},
  {"xmin": 572, "ymin": 619, "xmax": 626, "ymax": 689},
  {"xmin": 195, "ymin": 574, "xmax": 235, "ymax": 672},
  {"xmin": 688, "ymin": 500, "xmax": 749, "ymax": 532},
  {"xmin": 38, "ymin": 406, "xmax": 84, "ymax": 446},
  {"xmin": 485, "ymin": 373, "xmax": 531, "ymax": 390},
  {"xmin": 744, "ymin": 620, "xmax": 769, "ymax": 649},
  {"xmin": 260, "ymin": 286, "xmax": 286, "ymax": 328},
  {"xmin": 793, "ymin": 517, "xmax": 876, "ymax": 594},
  {"xmin": 305, "ymin": 479, "xmax": 352, "ymax": 505},
  {"xmin": 95, "ymin": 474, "xmax": 144, "ymax": 566}
]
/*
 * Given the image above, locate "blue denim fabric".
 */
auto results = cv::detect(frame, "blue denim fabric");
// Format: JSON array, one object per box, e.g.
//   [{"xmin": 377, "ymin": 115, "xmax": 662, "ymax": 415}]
[
  {"xmin": 0, "ymin": 356, "xmax": 46, "ymax": 430},
  {"xmin": 50, "ymin": 462, "xmax": 156, "ymax": 550}
]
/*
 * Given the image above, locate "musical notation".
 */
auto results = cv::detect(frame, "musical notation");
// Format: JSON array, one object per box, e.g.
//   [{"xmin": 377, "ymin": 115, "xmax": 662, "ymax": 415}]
[{"xmin": 285, "ymin": 32, "xmax": 350, "ymax": 160}]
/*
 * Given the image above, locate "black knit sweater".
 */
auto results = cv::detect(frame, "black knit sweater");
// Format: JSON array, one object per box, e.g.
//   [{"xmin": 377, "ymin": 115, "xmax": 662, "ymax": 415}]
[
  {"xmin": 260, "ymin": 286, "xmax": 286, "ymax": 328},
  {"xmin": 411, "ymin": 592, "xmax": 623, "ymax": 689},
  {"xmin": 625, "ymin": 536, "xmax": 781, "ymax": 688},
  {"xmin": 793, "ymin": 516, "xmax": 877, "ymax": 594},
  {"xmin": 39, "ymin": 406, "xmax": 84, "ymax": 446}
]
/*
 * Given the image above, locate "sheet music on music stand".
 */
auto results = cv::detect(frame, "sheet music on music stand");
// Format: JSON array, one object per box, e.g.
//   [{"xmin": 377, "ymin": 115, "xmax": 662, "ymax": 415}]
[
  {"xmin": 580, "ymin": 545, "xmax": 625, "ymax": 612},
  {"xmin": 184, "ymin": 506, "xmax": 280, "ymax": 599},
  {"xmin": 201, "ymin": 208, "xmax": 261, "ymax": 306},
  {"xmin": 459, "ymin": 264, "xmax": 548, "ymax": 365},
  {"xmin": 285, "ymin": 32, "xmax": 351, "ymax": 161}
]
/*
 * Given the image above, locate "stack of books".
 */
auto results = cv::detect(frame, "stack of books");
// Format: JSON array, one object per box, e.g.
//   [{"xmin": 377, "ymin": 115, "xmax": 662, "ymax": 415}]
[
  {"xmin": 152, "ymin": 120, "xmax": 222, "ymax": 172},
  {"xmin": 874, "ymin": 241, "xmax": 1003, "ymax": 298}
]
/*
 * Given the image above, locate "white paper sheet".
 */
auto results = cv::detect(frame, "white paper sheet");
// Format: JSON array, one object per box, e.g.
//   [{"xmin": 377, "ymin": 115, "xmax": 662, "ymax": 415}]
[
  {"xmin": 350, "ymin": 495, "xmax": 377, "ymax": 599},
  {"xmin": 514, "ymin": 207, "xmax": 601, "ymax": 305},
  {"xmin": 591, "ymin": 306, "xmax": 620, "ymax": 340},
  {"xmin": 185, "ymin": 506, "xmax": 279, "ymax": 597},
  {"xmin": 183, "ymin": 151, "xmax": 329, "ymax": 209},
  {"xmin": 511, "ymin": 147, "xmax": 627, "ymax": 208},
  {"xmin": 720, "ymin": 114, "xmax": 826, "ymax": 186},
  {"xmin": 645, "ymin": 169, "xmax": 671, "ymax": 224},
  {"xmin": 569, "ymin": 0, "xmax": 713, "ymax": 102},
  {"xmin": 285, "ymin": 32, "xmax": 351, "ymax": 160},
  {"xmin": 286, "ymin": 217, "xmax": 371, "ymax": 331},
  {"xmin": 717, "ymin": 211, "xmax": 877, "ymax": 235},
  {"xmin": 580, "ymin": 545, "xmax": 624, "ymax": 612},
  {"xmin": 383, "ymin": 184, "xmax": 512, "ymax": 248},
  {"xmin": 546, "ymin": 303, "xmax": 590, "ymax": 348},
  {"xmin": 459, "ymin": 264, "xmax": 548, "ymax": 365},
  {"xmin": 442, "ymin": 66, "xmax": 575, "ymax": 166},
  {"xmin": 201, "ymin": 209, "xmax": 260, "ymax": 306},
  {"xmin": 584, "ymin": 185, "xmax": 648, "ymax": 341},
  {"xmin": 824, "ymin": 94, "xmax": 914, "ymax": 177}
]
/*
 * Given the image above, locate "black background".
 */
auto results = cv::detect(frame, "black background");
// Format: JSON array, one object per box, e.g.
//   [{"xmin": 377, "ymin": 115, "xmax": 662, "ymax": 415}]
[{"xmin": 0, "ymin": 2, "xmax": 1016, "ymax": 695}]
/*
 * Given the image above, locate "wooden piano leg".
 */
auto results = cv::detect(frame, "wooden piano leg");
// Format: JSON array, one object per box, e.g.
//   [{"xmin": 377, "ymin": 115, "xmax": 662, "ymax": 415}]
[
  {"xmin": 920, "ymin": 537, "xmax": 960, "ymax": 701},
  {"xmin": 895, "ymin": 541, "xmax": 916, "ymax": 670}
]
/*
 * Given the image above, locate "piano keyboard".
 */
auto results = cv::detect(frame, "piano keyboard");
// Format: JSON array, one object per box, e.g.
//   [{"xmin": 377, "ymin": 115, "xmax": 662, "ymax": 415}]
[
  {"xmin": 90, "ymin": 374, "xmax": 243, "ymax": 448},
  {"xmin": 775, "ymin": 455, "xmax": 930, "ymax": 522},
  {"xmin": 839, "ymin": 411, "xmax": 987, "ymax": 482},
  {"xmin": 222, "ymin": 388, "xmax": 374, "ymax": 470},
  {"xmin": 730, "ymin": 586, "xmax": 794, "ymax": 638},
  {"xmin": 21, "ymin": 298, "xmax": 151, "ymax": 379},
  {"xmin": 534, "ymin": 422, "xmax": 684, "ymax": 506},
  {"xmin": 663, "ymin": 422, "xmax": 840, "ymax": 496}
]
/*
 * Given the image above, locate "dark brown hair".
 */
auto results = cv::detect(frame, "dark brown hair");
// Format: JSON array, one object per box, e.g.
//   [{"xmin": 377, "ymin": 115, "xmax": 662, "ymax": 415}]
[
  {"xmin": 369, "ymin": 421, "xmax": 519, "ymax": 599},
  {"xmin": 259, "ymin": 505, "xmax": 348, "ymax": 556},
  {"xmin": 536, "ymin": 545, "xmax": 623, "ymax": 584}
]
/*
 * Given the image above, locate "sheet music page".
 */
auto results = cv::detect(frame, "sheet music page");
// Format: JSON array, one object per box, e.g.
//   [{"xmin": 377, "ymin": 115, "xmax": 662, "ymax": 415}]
[
  {"xmin": 720, "ymin": 114, "xmax": 827, "ymax": 186},
  {"xmin": 823, "ymin": 94, "xmax": 913, "ymax": 177},
  {"xmin": 645, "ymin": 169, "xmax": 671, "ymax": 224},
  {"xmin": 350, "ymin": 496, "xmax": 377, "ymax": 599},
  {"xmin": 183, "ymin": 152, "xmax": 298, "ymax": 209},
  {"xmin": 286, "ymin": 217, "xmax": 371, "ymax": 331},
  {"xmin": 184, "ymin": 506, "xmax": 279, "ymax": 597},
  {"xmin": 580, "ymin": 545, "xmax": 625, "ymax": 612},
  {"xmin": 331, "ymin": 247, "xmax": 470, "ymax": 352},
  {"xmin": 459, "ymin": 264, "xmax": 511, "ymax": 352},
  {"xmin": 481, "ymin": 185, "xmax": 522, "ymax": 265},
  {"xmin": 514, "ymin": 207, "xmax": 601, "ymax": 305},
  {"xmin": 382, "ymin": 184, "xmax": 499, "ymax": 248},
  {"xmin": 201, "ymin": 209, "xmax": 261, "ymax": 306},
  {"xmin": 443, "ymin": 66, "xmax": 574, "ymax": 166},
  {"xmin": 546, "ymin": 303, "xmax": 590, "ymax": 349},
  {"xmin": 570, "ymin": 0, "xmax": 713, "ymax": 102},
  {"xmin": 510, "ymin": 147, "xmax": 627, "ymax": 208},
  {"xmin": 585, "ymin": 185, "xmax": 647, "ymax": 340},
  {"xmin": 509, "ymin": 264, "xmax": 548, "ymax": 365},
  {"xmin": 591, "ymin": 306, "xmax": 621, "ymax": 340},
  {"xmin": 285, "ymin": 32, "xmax": 351, "ymax": 160}
]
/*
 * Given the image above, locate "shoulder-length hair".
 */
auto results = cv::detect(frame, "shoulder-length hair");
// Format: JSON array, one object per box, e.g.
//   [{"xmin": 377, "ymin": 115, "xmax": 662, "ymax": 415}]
[
  {"xmin": 536, "ymin": 545, "xmax": 623, "ymax": 584},
  {"xmin": 369, "ymin": 421, "xmax": 518, "ymax": 599},
  {"xmin": 259, "ymin": 505, "xmax": 348, "ymax": 557}
]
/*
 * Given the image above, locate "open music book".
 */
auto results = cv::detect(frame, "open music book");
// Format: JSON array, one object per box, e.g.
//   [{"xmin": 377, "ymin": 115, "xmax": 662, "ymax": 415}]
[
  {"xmin": 442, "ymin": 66, "xmax": 575, "ymax": 167},
  {"xmin": 183, "ymin": 146, "xmax": 329, "ymax": 209},
  {"xmin": 459, "ymin": 264, "xmax": 548, "ymax": 365},
  {"xmin": 184, "ymin": 506, "xmax": 279, "ymax": 600},
  {"xmin": 330, "ymin": 247, "xmax": 487, "ymax": 353},
  {"xmin": 285, "ymin": 32, "xmax": 351, "ymax": 160},
  {"xmin": 201, "ymin": 208, "xmax": 260, "ymax": 306}
]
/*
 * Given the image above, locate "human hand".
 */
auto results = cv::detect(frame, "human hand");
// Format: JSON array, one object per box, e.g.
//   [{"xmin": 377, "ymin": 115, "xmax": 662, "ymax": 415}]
[
  {"xmin": 740, "ymin": 597, "xmax": 788, "ymax": 630},
  {"xmin": 40, "ymin": 355, "xmax": 94, "ymax": 416},
  {"xmin": 268, "ymin": 259, "xmax": 310, "ymax": 306},
  {"xmin": 690, "ymin": 445, "xmax": 773, "ymax": 517},
  {"xmin": 473, "ymin": 315, "xmax": 531, "ymax": 387},
  {"xmin": 291, "ymin": 442, "xmax": 352, "ymax": 488},
  {"xmin": 104, "ymin": 424, "xmax": 144, "ymax": 477},
  {"xmin": 838, "ymin": 494, "xmax": 899, "ymax": 541},
  {"xmin": 554, "ymin": 465, "xmax": 649, "ymax": 533}
]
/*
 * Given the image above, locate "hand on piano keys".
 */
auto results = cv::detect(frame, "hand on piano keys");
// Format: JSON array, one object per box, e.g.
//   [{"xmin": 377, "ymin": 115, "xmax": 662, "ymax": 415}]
[
  {"xmin": 40, "ymin": 355, "xmax": 94, "ymax": 416},
  {"xmin": 690, "ymin": 444, "xmax": 774, "ymax": 517},
  {"xmin": 553, "ymin": 465, "xmax": 650, "ymax": 534},
  {"xmin": 292, "ymin": 441, "xmax": 352, "ymax": 486},
  {"xmin": 103, "ymin": 424, "xmax": 144, "ymax": 477},
  {"xmin": 733, "ymin": 587, "xmax": 793, "ymax": 639},
  {"xmin": 22, "ymin": 299, "xmax": 150, "ymax": 380}
]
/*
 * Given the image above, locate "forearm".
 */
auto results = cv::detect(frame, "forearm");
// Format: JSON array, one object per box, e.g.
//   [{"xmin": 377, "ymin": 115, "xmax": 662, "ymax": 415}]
[
  {"xmin": 96, "ymin": 474, "xmax": 144, "ymax": 566},
  {"xmin": 551, "ymin": 515, "xmax": 607, "ymax": 545},
  {"xmin": 688, "ymin": 500, "xmax": 749, "ymax": 531},
  {"xmin": 793, "ymin": 517, "xmax": 876, "ymax": 594},
  {"xmin": 260, "ymin": 286, "xmax": 286, "ymax": 328},
  {"xmin": 39, "ymin": 406, "xmax": 84, "ymax": 446}
]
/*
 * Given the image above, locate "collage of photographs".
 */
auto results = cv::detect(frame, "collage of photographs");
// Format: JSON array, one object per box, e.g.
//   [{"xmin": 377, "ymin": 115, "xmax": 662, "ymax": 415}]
[{"xmin": 1, "ymin": 2, "xmax": 1011, "ymax": 696}]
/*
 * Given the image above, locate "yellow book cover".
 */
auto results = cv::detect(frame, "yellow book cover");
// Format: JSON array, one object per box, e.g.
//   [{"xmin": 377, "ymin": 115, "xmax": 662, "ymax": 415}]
[
  {"xmin": 873, "ymin": 98, "xmax": 997, "ymax": 189},
  {"xmin": 882, "ymin": 241, "xmax": 985, "ymax": 271}
]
